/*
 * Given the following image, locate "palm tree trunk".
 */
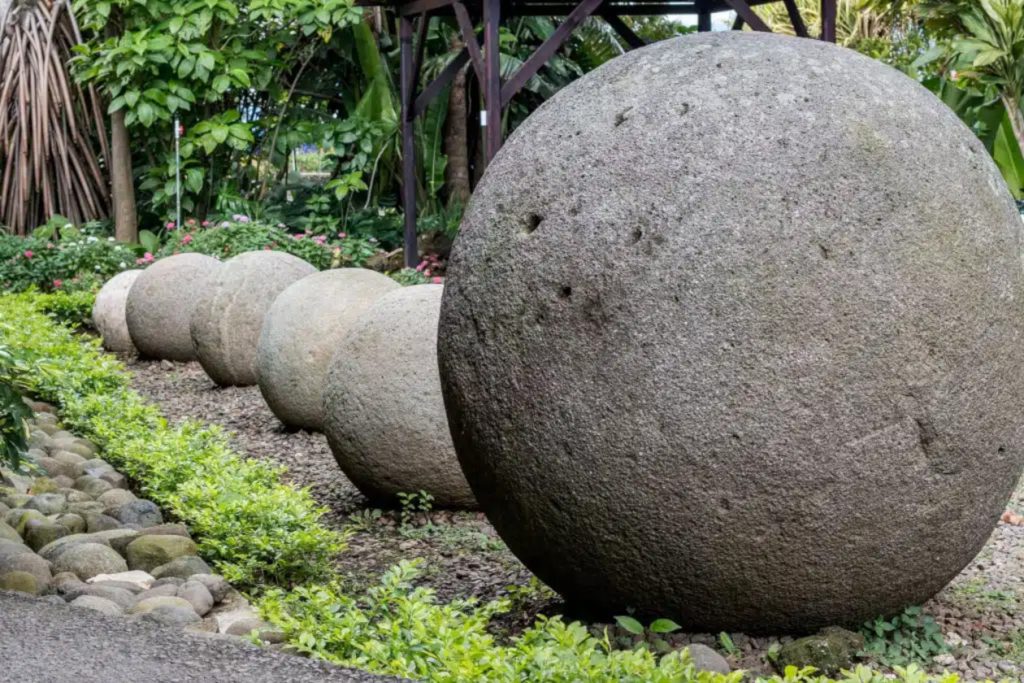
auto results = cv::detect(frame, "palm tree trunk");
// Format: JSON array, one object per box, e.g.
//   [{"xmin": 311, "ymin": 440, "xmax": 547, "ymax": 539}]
[
  {"xmin": 444, "ymin": 40, "xmax": 471, "ymax": 206},
  {"xmin": 109, "ymin": 108, "xmax": 137, "ymax": 242}
]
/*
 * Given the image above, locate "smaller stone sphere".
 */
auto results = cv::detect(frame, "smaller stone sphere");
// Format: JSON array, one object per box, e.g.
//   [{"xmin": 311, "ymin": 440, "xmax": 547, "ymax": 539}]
[
  {"xmin": 324, "ymin": 285, "xmax": 475, "ymax": 508},
  {"xmin": 126, "ymin": 254, "xmax": 222, "ymax": 361},
  {"xmin": 256, "ymin": 269, "xmax": 400, "ymax": 430},
  {"xmin": 93, "ymin": 270, "xmax": 142, "ymax": 353},
  {"xmin": 190, "ymin": 251, "xmax": 316, "ymax": 386}
]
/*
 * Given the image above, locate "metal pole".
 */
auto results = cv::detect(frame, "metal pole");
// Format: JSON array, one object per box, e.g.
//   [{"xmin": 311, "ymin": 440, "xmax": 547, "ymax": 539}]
[
  {"xmin": 400, "ymin": 16, "xmax": 418, "ymax": 269},
  {"xmin": 174, "ymin": 117, "xmax": 182, "ymax": 230},
  {"xmin": 697, "ymin": 0, "xmax": 711, "ymax": 31},
  {"xmin": 483, "ymin": 0, "xmax": 502, "ymax": 164}
]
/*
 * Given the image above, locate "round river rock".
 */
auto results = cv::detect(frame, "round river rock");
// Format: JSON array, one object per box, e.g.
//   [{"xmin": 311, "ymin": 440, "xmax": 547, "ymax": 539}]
[
  {"xmin": 93, "ymin": 269, "xmax": 143, "ymax": 353},
  {"xmin": 257, "ymin": 268, "xmax": 399, "ymax": 430},
  {"xmin": 126, "ymin": 254, "xmax": 222, "ymax": 361},
  {"xmin": 190, "ymin": 251, "xmax": 316, "ymax": 386},
  {"xmin": 437, "ymin": 32, "xmax": 1024, "ymax": 631},
  {"xmin": 325, "ymin": 285, "xmax": 475, "ymax": 508}
]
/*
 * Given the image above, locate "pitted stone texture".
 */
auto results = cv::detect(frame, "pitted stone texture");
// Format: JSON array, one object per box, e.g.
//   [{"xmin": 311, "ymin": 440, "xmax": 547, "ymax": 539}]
[
  {"xmin": 325, "ymin": 285, "xmax": 475, "ymax": 508},
  {"xmin": 93, "ymin": 269, "xmax": 143, "ymax": 353},
  {"xmin": 126, "ymin": 254, "xmax": 222, "ymax": 360},
  {"xmin": 437, "ymin": 32, "xmax": 1024, "ymax": 632},
  {"xmin": 257, "ymin": 269, "xmax": 399, "ymax": 430},
  {"xmin": 190, "ymin": 251, "xmax": 316, "ymax": 386}
]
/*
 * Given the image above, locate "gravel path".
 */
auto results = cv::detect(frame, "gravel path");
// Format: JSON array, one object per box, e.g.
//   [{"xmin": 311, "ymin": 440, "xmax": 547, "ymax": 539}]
[
  {"xmin": 0, "ymin": 589, "xmax": 393, "ymax": 683},
  {"xmin": 127, "ymin": 358, "xmax": 1024, "ymax": 681}
]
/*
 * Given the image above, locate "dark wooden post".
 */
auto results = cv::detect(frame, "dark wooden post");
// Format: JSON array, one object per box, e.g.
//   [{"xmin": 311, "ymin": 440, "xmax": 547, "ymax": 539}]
[
  {"xmin": 483, "ymin": 0, "xmax": 502, "ymax": 164},
  {"xmin": 697, "ymin": 0, "xmax": 711, "ymax": 31},
  {"xmin": 820, "ymin": 0, "xmax": 836, "ymax": 42},
  {"xmin": 400, "ymin": 15, "xmax": 418, "ymax": 268}
]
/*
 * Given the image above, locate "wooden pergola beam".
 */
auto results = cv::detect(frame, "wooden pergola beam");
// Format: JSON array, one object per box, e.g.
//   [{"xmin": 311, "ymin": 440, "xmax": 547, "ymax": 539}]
[
  {"xmin": 782, "ymin": 0, "xmax": 809, "ymax": 37},
  {"xmin": 500, "ymin": 0, "xmax": 605, "ymax": 108},
  {"xmin": 721, "ymin": 0, "xmax": 770, "ymax": 31},
  {"xmin": 601, "ymin": 14, "xmax": 646, "ymax": 49},
  {"xmin": 453, "ymin": 1, "xmax": 486, "ymax": 84}
]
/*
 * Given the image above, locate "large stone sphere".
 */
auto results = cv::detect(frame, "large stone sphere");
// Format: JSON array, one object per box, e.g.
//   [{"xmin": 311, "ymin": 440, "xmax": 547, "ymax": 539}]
[
  {"xmin": 437, "ymin": 32, "xmax": 1024, "ymax": 632},
  {"xmin": 325, "ymin": 285, "xmax": 475, "ymax": 508},
  {"xmin": 190, "ymin": 251, "xmax": 316, "ymax": 386},
  {"xmin": 93, "ymin": 269, "xmax": 142, "ymax": 353},
  {"xmin": 257, "ymin": 269, "xmax": 400, "ymax": 430},
  {"xmin": 126, "ymin": 254, "xmax": 222, "ymax": 361}
]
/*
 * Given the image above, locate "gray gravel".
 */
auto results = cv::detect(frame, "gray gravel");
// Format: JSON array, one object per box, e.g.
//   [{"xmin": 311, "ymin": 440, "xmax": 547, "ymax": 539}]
[{"xmin": 0, "ymin": 589, "xmax": 393, "ymax": 683}]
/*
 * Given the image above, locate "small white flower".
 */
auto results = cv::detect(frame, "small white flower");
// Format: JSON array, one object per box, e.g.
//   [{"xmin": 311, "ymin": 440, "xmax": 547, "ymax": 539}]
[
  {"xmin": 87, "ymin": 236, "xmax": 98, "ymax": 243},
  {"xmin": 94, "ymin": 265, "xmax": 101, "ymax": 271},
  {"xmin": 108, "ymin": 237, "xmax": 115, "ymax": 242},
  {"xmin": 119, "ymin": 262, "xmax": 127, "ymax": 269}
]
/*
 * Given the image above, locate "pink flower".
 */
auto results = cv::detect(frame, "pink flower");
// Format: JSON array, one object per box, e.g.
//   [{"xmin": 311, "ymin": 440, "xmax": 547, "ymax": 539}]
[
  {"xmin": 22, "ymin": 250, "xmax": 33, "ymax": 259},
  {"xmin": 431, "ymin": 276, "xmax": 442, "ymax": 284},
  {"xmin": 337, "ymin": 232, "xmax": 347, "ymax": 239},
  {"xmin": 140, "ymin": 252, "xmax": 155, "ymax": 264},
  {"xmin": 201, "ymin": 220, "xmax": 211, "ymax": 227},
  {"xmin": 182, "ymin": 234, "xmax": 193, "ymax": 245},
  {"xmin": 46, "ymin": 242, "xmax": 54, "ymax": 249},
  {"xmin": 313, "ymin": 235, "xmax": 327, "ymax": 245},
  {"xmin": 415, "ymin": 261, "xmax": 426, "ymax": 272},
  {"xmin": 166, "ymin": 221, "xmax": 176, "ymax": 230},
  {"xmin": 52, "ymin": 279, "xmax": 63, "ymax": 289},
  {"xmin": 186, "ymin": 218, "xmax": 196, "ymax": 226},
  {"xmin": 293, "ymin": 234, "xmax": 304, "ymax": 240}
]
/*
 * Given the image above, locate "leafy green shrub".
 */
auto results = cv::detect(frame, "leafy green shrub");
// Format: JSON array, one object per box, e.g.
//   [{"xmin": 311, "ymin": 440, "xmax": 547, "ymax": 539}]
[
  {"xmin": 158, "ymin": 218, "xmax": 383, "ymax": 269},
  {"xmin": 35, "ymin": 290, "xmax": 97, "ymax": 328},
  {"xmin": 0, "ymin": 222, "xmax": 136, "ymax": 292},
  {"xmin": 0, "ymin": 293, "xmax": 344, "ymax": 586},
  {"xmin": 257, "ymin": 560, "xmax": 974, "ymax": 683},
  {"xmin": 859, "ymin": 607, "xmax": 948, "ymax": 667},
  {"xmin": 0, "ymin": 343, "xmax": 32, "ymax": 470}
]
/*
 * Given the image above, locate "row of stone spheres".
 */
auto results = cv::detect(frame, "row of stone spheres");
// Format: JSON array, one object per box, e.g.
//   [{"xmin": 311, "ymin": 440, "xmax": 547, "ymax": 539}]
[
  {"xmin": 92, "ymin": 252, "xmax": 476, "ymax": 509},
  {"xmin": 436, "ymin": 32, "xmax": 1024, "ymax": 633},
  {"xmin": 92, "ymin": 32, "xmax": 1024, "ymax": 634}
]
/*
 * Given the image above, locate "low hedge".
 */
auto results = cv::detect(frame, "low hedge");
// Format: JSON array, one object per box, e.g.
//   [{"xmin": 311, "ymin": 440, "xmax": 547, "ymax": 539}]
[
  {"xmin": 0, "ymin": 292, "xmax": 994, "ymax": 683},
  {"xmin": 0, "ymin": 292, "xmax": 344, "ymax": 586}
]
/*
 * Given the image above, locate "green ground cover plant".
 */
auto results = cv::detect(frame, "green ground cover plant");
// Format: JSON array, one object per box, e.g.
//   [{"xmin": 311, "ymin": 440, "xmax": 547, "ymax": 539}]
[
  {"xmin": 0, "ymin": 291, "xmax": 1004, "ymax": 683},
  {"xmin": 0, "ymin": 293, "xmax": 343, "ymax": 586}
]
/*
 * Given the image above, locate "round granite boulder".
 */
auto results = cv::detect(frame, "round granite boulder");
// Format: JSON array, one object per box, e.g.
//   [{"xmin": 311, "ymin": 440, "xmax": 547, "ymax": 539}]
[
  {"xmin": 437, "ymin": 32, "xmax": 1024, "ymax": 632},
  {"xmin": 92, "ymin": 269, "xmax": 143, "ymax": 353},
  {"xmin": 126, "ymin": 254, "xmax": 222, "ymax": 360},
  {"xmin": 325, "ymin": 285, "xmax": 475, "ymax": 508},
  {"xmin": 190, "ymin": 251, "xmax": 316, "ymax": 386},
  {"xmin": 257, "ymin": 269, "xmax": 399, "ymax": 430}
]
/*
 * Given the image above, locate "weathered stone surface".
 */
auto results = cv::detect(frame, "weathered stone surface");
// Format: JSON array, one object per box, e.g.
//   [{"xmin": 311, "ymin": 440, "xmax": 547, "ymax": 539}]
[
  {"xmin": 190, "ymin": 251, "xmax": 316, "ymax": 386},
  {"xmin": 178, "ymin": 580, "xmax": 214, "ymax": 616},
  {"xmin": 52, "ymin": 542, "xmax": 128, "ymax": 580},
  {"xmin": 0, "ymin": 521, "xmax": 20, "ymax": 543},
  {"xmin": 113, "ymin": 499, "xmax": 163, "ymax": 528},
  {"xmin": 437, "ymin": 32, "xmax": 1024, "ymax": 631},
  {"xmin": 325, "ymin": 285, "xmax": 474, "ymax": 508},
  {"xmin": 98, "ymin": 488, "xmax": 136, "ymax": 510},
  {"xmin": 88, "ymin": 570, "xmax": 154, "ymax": 591},
  {"xmin": 71, "ymin": 594, "xmax": 124, "ymax": 616},
  {"xmin": 93, "ymin": 269, "xmax": 143, "ymax": 353},
  {"xmin": 125, "ymin": 535, "xmax": 198, "ymax": 572},
  {"xmin": 256, "ymin": 268, "xmax": 399, "ymax": 430},
  {"xmin": 126, "ymin": 253, "xmax": 223, "ymax": 360},
  {"xmin": 74, "ymin": 476, "xmax": 113, "ymax": 499},
  {"xmin": 85, "ymin": 513, "xmax": 123, "ymax": 533},
  {"xmin": 24, "ymin": 493, "xmax": 66, "ymax": 516},
  {"xmin": 151, "ymin": 555, "xmax": 211, "ymax": 580},
  {"xmin": 65, "ymin": 583, "xmax": 136, "ymax": 609},
  {"xmin": 191, "ymin": 574, "xmax": 231, "ymax": 603},
  {"xmin": 139, "ymin": 604, "xmax": 202, "ymax": 627},
  {"xmin": 25, "ymin": 520, "xmax": 70, "ymax": 551},
  {"xmin": 0, "ymin": 550, "xmax": 51, "ymax": 589},
  {"xmin": 777, "ymin": 628, "xmax": 864, "ymax": 676},
  {"xmin": 0, "ymin": 570, "xmax": 41, "ymax": 595},
  {"xmin": 685, "ymin": 644, "xmax": 731, "ymax": 675},
  {"xmin": 129, "ymin": 595, "xmax": 196, "ymax": 615},
  {"xmin": 37, "ymin": 533, "xmax": 108, "ymax": 562}
]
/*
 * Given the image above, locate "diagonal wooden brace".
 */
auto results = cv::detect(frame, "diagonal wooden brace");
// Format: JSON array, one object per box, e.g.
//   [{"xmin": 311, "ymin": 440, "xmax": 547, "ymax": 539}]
[
  {"xmin": 453, "ymin": 1, "xmax": 486, "ymax": 85},
  {"xmin": 721, "ymin": 0, "xmax": 770, "ymax": 32},
  {"xmin": 500, "ymin": 0, "xmax": 605, "ymax": 108}
]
